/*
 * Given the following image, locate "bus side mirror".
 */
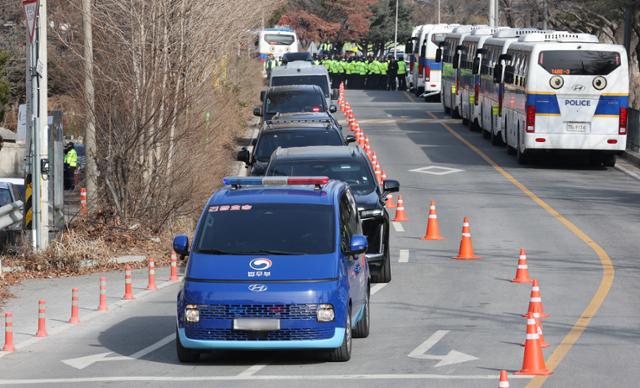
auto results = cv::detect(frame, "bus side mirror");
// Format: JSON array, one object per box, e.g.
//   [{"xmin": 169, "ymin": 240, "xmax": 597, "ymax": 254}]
[
  {"xmin": 493, "ymin": 64, "xmax": 503, "ymax": 83},
  {"xmin": 504, "ymin": 66, "xmax": 515, "ymax": 84},
  {"xmin": 472, "ymin": 57, "xmax": 481, "ymax": 75},
  {"xmin": 435, "ymin": 48, "xmax": 442, "ymax": 63},
  {"xmin": 452, "ymin": 52, "xmax": 460, "ymax": 69},
  {"xmin": 405, "ymin": 40, "xmax": 414, "ymax": 54}
]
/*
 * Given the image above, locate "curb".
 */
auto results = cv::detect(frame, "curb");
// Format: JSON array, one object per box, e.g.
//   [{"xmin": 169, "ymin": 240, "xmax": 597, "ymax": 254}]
[{"xmin": 622, "ymin": 150, "xmax": 640, "ymax": 168}]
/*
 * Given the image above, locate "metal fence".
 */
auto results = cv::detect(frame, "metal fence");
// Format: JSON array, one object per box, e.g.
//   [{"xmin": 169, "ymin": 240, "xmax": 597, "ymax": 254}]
[{"xmin": 629, "ymin": 108, "xmax": 640, "ymax": 152}]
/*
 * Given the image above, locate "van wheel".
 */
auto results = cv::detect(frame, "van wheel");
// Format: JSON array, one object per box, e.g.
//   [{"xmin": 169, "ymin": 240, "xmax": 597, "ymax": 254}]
[
  {"xmin": 603, "ymin": 154, "xmax": 616, "ymax": 167},
  {"xmin": 176, "ymin": 329, "xmax": 200, "ymax": 363},
  {"xmin": 328, "ymin": 308, "xmax": 352, "ymax": 362},
  {"xmin": 352, "ymin": 289, "xmax": 370, "ymax": 338}
]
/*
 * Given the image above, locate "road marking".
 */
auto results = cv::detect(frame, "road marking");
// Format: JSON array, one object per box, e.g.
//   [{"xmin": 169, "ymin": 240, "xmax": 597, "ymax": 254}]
[
  {"xmin": 398, "ymin": 249, "xmax": 409, "ymax": 263},
  {"xmin": 0, "ymin": 278, "xmax": 182, "ymax": 360},
  {"xmin": 237, "ymin": 364, "xmax": 269, "ymax": 377},
  {"xmin": 392, "ymin": 222, "xmax": 405, "ymax": 232},
  {"xmin": 370, "ymin": 283, "xmax": 388, "ymax": 296},
  {"xmin": 62, "ymin": 334, "xmax": 175, "ymax": 369},
  {"xmin": 356, "ymin": 118, "xmax": 460, "ymax": 125},
  {"xmin": 428, "ymin": 111, "xmax": 615, "ymax": 387},
  {"xmin": 0, "ymin": 373, "xmax": 534, "ymax": 384},
  {"xmin": 409, "ymin": 165, "xmax": 464, "ymax": 176},
  {"xmin": 615, "ymin": 161, "xmax": 640, "ymax": 181},
  {"xmin": 408, "ymin": 330, "xmax": 478, "ymax": 367}
]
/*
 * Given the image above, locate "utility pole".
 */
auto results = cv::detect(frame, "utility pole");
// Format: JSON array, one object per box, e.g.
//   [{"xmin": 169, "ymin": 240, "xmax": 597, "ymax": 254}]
[
  {"xmin": 438, "ymin": 0, "xmax": 441, "ymax": 24},
  {"xmin": 623, "ymin": 1, "xmax": 633, "ymax": 59},
  {"xmin": 543, "ymin": 0, "xmax": 549, "ymax": 30},
  {"xmin": 82, "ymin": 0, "xmax": 97, "ymax": 213},
  {"xmin": 489, "ymin": 0, "xmax": 496, "ymax": 26},
  {"xmin": 394, "ymin": 0, "xmax": 399, "ymax": 59}
]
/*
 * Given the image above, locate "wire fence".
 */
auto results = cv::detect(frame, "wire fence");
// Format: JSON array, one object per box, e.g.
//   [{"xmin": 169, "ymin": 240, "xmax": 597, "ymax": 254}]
[{"xmin": 628, "ymin": 108, "xmax": 640, "ymax": 152}]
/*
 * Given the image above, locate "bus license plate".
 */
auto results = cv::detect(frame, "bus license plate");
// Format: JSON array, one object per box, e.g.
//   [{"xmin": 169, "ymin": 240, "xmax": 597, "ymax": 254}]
[
  {"xmin": 234, "ymin": 319, "xmax": 280, "ymax": 331},
  {"xmin": 566, "ymin": 122, "xmax": 590, "ymax": 132}
]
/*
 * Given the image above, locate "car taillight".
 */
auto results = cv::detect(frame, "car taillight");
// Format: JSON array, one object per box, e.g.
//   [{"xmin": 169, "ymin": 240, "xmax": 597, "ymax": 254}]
[
  {"xmin": 425, "ymin": 65, "xmax": 431, "ymax": 80},
  {"xmin": 526, "ymin": 105, "xmax": 536, "ymax": 133},
  {"xmin": 619, "ymin": 107, "xmax": 628, "ymax": 135},
  {"xmin": 474, "ymin": 83, "xmax": 480, "ymax": 106},
  {"xmin": 311, "ymin": 106, "xmax": 321, "ymax": 112}
]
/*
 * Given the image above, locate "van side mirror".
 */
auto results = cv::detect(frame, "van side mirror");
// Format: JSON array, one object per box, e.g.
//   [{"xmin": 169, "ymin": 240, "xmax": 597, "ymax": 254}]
[
  {"xmin": 435, "ymin": 48, "xmax": 443, "ymax": 63},
  {"xmin": 382, "ymin": 179, "xmax": 400, "ymax": 194},
  {"xmin": 329, "ymin": 104, "xmax": 338, "ymax": 113},
  {"xmin": 173, "ymin": 235, "xmax": 189, "ymax": 258},
  {"xmin": 260, "ymin": 90, "xmax": 266, "ymax": 102},
  {"xmin": 331, "ymin": 89, "xmax": 339, "ymax": 100},
  {"xmin": 347, "ymin": 234, "xmax": 368, "ymax": 255},
  {"xmin": 504, "ymin": 66, "xmax": 515, "ymax": 84},
  {"xmin": 237, "ymin": 148, "xmax": 251, "ymax": 164},
  {"xmin": 345, "ymin": 134, "xmax": 356, "ymax": 144},
  {"xmin": 493, "ymin": 64, "xmax": 503, "ymax": 83},
  {"xmin": 472, "ymin": 57, "xmax": 481, "ymax": 75},
  {"xmin": 253, "ymin": 106, "xmax": 262, "ymax": 117}
]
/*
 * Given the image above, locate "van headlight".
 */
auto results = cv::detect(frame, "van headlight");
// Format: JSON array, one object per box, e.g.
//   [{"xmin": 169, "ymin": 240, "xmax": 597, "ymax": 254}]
[
  {"xmin": 593, "ymin": 76, "xmax": 607, "ymax": 90},
  {"xmin": 549, "ymin": 76, "xmax": 564, "ymax": 90},
  {"xmin": 316, "ymin": 304, "xmax": 335, "ymax": 322},
  {"xmin": 185, "ymin": 304, "xmax": 200, "ymax": 323}
]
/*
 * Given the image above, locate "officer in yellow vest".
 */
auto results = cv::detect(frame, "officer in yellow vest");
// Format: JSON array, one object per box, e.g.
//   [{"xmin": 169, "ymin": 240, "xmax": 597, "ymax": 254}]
[
  {"xmin": 397, "ymin": 55, "xmax": 408, "ymax": 91},
  {"xmin": 63, "ymin": 142, "xmax": 78, "ymax": 190}
]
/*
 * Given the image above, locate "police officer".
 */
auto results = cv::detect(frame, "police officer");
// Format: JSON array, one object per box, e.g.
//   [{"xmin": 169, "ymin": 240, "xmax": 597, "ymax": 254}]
[
  {"xmin": 366, "ymin": 56, "xmax": 377, "ymax": 89},
  {"xmin": 397, "ymin": 55, "xmax": 408, "ymax": 91},
  {"xmin": 379, "ymin": 57, "xmax": 389, "ymax": 90},
  {"xmin": 265, "ymin": 54, "xmax": 276, "ymax": 79},
  {"xmin": 63, "ymin": 142, "xmax": 78, "ymax": 191},
  {"xmin": 387, "ymin": 56, "xmax": 398, "ymax": 91}
]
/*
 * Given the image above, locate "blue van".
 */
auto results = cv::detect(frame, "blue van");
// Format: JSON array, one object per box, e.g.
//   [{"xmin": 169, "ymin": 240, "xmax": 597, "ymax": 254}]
[{"xmin": 173, "ymin": 176, "xmax": 370, "ymax": 362}]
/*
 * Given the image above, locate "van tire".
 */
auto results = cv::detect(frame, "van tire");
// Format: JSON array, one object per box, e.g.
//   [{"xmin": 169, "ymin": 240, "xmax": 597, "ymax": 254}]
[
  {"xmin": 328, "ymin": 308, "xmax": 352, "ymax": 362},
  {"xmin": 176, "ymin": 329, "xmax": 200, "ymax": 363},
  {"xmin": 352, "ymin": 289, "xmax": 370, "ymax": 338}
]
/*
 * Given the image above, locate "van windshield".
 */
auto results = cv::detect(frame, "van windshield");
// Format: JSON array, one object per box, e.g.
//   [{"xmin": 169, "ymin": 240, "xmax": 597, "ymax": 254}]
[
  {"xmin": 196, "ymin": 204, "xmax": 334, "ymax": 255},
  {"xmin": 271, "ymin": 75, "xmax": 330, "ymax": 96},
  {"xmin": 538, "ymin": 51, "xmax": 621, "ymax": 75},
  {"xmin": 265, "ymin": 91, "xmax": 326, "ymax": 115},
  {"xmin": 264, "ymin": 34, "xmax": 295, "ymax": 45}
]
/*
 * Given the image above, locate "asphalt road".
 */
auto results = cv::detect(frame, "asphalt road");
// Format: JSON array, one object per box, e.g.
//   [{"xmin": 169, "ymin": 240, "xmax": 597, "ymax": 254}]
[{"xmin": 1, "ymin": 90, "xmax": 639, "ymax": 387}]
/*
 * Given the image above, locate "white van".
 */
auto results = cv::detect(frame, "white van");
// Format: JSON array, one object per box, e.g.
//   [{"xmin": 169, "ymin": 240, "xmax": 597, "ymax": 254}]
[{"xmin": 269, "ymin": 64, "xmax": 337, "ymax": 107}]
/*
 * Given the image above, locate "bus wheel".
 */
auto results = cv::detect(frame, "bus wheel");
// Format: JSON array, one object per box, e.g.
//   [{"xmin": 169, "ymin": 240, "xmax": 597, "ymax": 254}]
[
  {"xmin": 517, "ymin": 133, "xmax": 529, "ymax": 164},
  {"xmin": 490, "ymin": 129, "xmax": 502, "ymax": 146}
]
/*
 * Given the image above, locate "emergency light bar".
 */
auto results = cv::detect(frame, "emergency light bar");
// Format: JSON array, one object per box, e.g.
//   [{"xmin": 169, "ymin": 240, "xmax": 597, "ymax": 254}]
[{"xmin": 223, "ymin": 176, "xmax": 330, "ymax": 187}]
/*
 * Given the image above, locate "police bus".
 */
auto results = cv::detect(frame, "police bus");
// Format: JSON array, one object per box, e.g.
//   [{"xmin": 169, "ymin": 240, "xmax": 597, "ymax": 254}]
[
  {"xmin": 477, "ymin": 29, "xmax": 544, "ymax": 143},
  {"xmin": 437, "ymin": 25, "xmax": 488, "ymax": 118},
  {"xmin": 499, "ymin": 32, "xmax": 628, "ymax": 166},
  {"xmin": 407, "ymin": 24, "xmax": 433, "ymax": 94},
  {"xmin": 257, "ymin": 27, "xmax": 299, "ymax": 61},
  {"xmin": 457, "ymin": 27, "xmax": 509, "ymax": 128}
]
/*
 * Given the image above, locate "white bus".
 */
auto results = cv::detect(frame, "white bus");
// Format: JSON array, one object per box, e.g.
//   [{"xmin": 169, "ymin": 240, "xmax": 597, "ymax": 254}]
[
  {"xmin": 500, "ymin": 32, "xmax": 628, "ymax": 166},
  {"xmin": 476, "ymin": 29, "xmax": 544, "ymax": 143},
  {"xmin": 458, "ymin": 27, "xmax": 510, "ymax": 128},
  {"xmin": 256, "ymin": 28, "xmax": 299, "ymax": 62},
  {"xmin": 407, "ymin": 24, "xmax": 433, "ymax": 93}
]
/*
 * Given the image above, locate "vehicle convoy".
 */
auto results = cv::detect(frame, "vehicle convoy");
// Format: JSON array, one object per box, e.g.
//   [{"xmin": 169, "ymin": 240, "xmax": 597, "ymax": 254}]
[
  {"xmin": 256, "ymin": 27, "xmax": 299, "ymax": 61},
  {"xmin": 497, "ymin": 32, "xmax": 628, "ymax": 166},
  {"xmin": 254, "ymin": 85, "xmax": 337, "ymax": 125},
  {"xmin": 173, "ymin": 176, "xmax": 370, "ymax": 362},
  {"xmin": 264, "ymin": 146, "xmax": 400, "ymax": 283},
  {"xmin": 269, "ymin": 64, "xmax": 338, "ymax": 107},
  {"xmin": 238, "ymin": 112, "xmax": 356, "ymax": 176}
]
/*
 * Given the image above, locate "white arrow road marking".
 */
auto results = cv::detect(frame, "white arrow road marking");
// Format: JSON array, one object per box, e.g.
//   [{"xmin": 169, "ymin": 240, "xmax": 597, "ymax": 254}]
[
  {"xmin": 398, "ymin": 249, "xmax": 409, "ymax": 263},
  {"xmin": 408, "ymin": 330, "xmax": 478, "ymax": 367},
  {"xmin": 62, "ymin": 333, "xmax": 174, "ymax": 370},
  {"xmin": 392, "ymin": 222, "xmax": 405, "ymax": 232}
]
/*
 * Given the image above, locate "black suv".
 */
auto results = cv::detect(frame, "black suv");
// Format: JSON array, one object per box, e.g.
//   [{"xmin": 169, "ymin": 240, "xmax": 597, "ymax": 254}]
[
  {"xmin": 264, "ymin": 146, "xmax": 400, "ymax": 283},
  {"xmin": 254, "ymin": 85, "xmax": 337, "ymax": 125},
  {"xmin": 238, "ymin": 112, "xmax": 355, "ymax": 176}
]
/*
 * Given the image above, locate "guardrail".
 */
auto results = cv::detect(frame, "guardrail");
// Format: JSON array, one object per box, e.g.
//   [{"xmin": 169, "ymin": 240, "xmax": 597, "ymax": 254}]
[
  {"xmin": 0, "ymin": 200, "xmax": 23, "ymax": 231},
  {"xmin": 628, "ymin": 108, "xmax": 640, "ymax": 152}
]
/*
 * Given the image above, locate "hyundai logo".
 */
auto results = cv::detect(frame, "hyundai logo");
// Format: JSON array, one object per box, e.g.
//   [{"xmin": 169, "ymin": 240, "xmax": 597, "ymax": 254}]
[
  {"xmin": 248, "ymin": 284, "xmax": 268, "ymax": 292},
  {"xmin": 249, "ymin": 258, "xmax": 272, "ymax": 271},
  {"xmin": 572, "ymin": 84, "xmax": 585, "ymax": 91}
]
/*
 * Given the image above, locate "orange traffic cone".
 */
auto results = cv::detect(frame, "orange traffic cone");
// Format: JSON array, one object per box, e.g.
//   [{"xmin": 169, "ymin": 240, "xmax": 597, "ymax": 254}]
[
  {"xmin": 421, "ymin": 200, "xmax": 445, "ymax": 240},
  {"xmin": 393, "ymin": 194, "xmax": 408, "ymax": 222},
  {"xmin": 512, "ymin": 248, "xmax": 533, "ymax": 283},
  {"xmin": 2, "ymin": 312, "xmax": 15, "ymax": 352},
  {"xmin": 385, "ymin": 194, "xmax": 396, "ymax": 208},
  {"xmin": 35, "ymin": 299, "xmax": 48, "ymax": 337},
  {"xmin": 522, "ymin": 279, "xmax": 550, "ymax": 318},
  {"xmin": 515, "ymin": 312, "xmax": 552, "ymax": 375},
  {"xmin": 453, "ymin": 217, "xmax": 479, "ymax": 259},
  {"xmin": 498, "ymin": 370, "xmax": 510, "ymax": 387},
  {"xmin": 374, "ymin": 166, "xmax": 383, "ymax": 185}
]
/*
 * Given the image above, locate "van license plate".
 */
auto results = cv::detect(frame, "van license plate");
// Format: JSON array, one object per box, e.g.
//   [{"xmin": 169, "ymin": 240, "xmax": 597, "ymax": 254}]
[
  {"xmin": 234, "ymin": 319, "xmax": 280, "ymax": 331},
  {"xmin": 566, "ymin": 122, "xmax": 590, "ymax": 132}
]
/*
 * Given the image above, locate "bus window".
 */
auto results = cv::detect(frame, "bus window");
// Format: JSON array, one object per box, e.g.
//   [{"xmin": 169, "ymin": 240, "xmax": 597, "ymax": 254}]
[
  {"xmin": 264, "ymin": 34, "xmax": 295, "ymax": 45},
  {"xmin": 538, "ymin": 51, "xmax": 621, "ymax": 76}
]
